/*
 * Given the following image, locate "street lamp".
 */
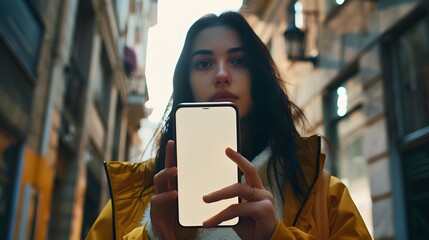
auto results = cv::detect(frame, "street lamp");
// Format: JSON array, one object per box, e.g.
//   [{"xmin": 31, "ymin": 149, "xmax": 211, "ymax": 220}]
[
  {"xmin": 283, "ymin": 23, "xmax": 318, "ymax": 65},
  {"xmin": 284, "ymin": 23, "xmax": 304, "ymax": 59}
]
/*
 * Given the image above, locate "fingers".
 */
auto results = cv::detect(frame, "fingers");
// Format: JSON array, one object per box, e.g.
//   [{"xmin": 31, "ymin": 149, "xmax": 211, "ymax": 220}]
[
  {"xmin": 203, "ymin": 200, "xmax": 277, "ymax": 228},
  {"xmin": 151, "ymin": 190, "xmax": 178, "ymax": 207},
  {"xmin": 150, "ymin": 191, "xmax": 178, "ymax": 239},
  {"xmin": 165, "ymin": 140, "xmax": 176, "ymax": 168},
  {"xmin": 154, "ymin": 167, "xmax": 177, "ymax": 194},
  {"xmin": 203, "ymin": 183, "xmax": 273, "ymax": 204},
  {"xmin": 225, "ymin": 148, "xmax": 264, "ymax": 189},
  {"xmin": 154, "ymin": 140, "xmax": 177, "ymax": 194}
]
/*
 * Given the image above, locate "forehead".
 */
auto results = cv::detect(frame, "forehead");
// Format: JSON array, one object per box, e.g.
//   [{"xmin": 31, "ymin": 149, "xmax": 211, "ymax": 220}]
[{"xmin": 191, "ymin": 26, "xmax": 242, "ymax": 51}]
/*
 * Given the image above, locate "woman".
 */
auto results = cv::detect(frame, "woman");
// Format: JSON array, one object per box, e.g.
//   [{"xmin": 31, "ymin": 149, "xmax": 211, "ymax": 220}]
[{"xmin": 86, "ymin": 11, "xmax": 371, "ymax": 239}]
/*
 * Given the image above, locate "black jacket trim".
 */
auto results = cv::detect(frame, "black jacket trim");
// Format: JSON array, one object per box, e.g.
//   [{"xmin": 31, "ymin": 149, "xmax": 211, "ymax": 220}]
[{"xmin": 103, "ymin": 161, "xmax": 117, "ymax": 240}]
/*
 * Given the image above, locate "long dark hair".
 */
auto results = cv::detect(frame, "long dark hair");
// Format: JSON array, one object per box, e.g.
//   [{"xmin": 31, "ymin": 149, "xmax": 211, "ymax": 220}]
[{"xmin": 154, "ymin": 11, "xmax": 308, "ymax": 200}]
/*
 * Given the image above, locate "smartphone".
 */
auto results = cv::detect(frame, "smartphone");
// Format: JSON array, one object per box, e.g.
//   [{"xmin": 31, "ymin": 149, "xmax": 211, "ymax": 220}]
[{"xmin": 174, "ymin": 102, "xmax": 240, "ymax": 227}]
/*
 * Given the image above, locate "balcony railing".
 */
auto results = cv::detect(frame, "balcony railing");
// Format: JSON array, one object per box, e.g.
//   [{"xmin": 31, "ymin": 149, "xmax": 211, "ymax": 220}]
[
  {"xmin": 127, "ymin": 73, "xmax": 148, "ymax": 104},
  {"xmin": 126, "ymin": 72, "xmax": 148, "ymax": 125}
]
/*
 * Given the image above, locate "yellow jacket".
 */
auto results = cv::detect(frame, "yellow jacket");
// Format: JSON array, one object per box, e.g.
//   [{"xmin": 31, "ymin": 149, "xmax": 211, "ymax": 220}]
[{"xmin": 86, "ymin": 136, "xmax": 371, "ymax": 239}]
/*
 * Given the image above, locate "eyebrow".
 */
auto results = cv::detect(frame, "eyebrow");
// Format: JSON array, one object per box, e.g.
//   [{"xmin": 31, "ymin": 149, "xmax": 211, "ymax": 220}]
[
  {"xmin": 228, "ymin": 47, "xmax": 245, "ymax": 54},
  {"xmin": 191, "ymin": 47, "xmax": 245, "ymax": 58}
]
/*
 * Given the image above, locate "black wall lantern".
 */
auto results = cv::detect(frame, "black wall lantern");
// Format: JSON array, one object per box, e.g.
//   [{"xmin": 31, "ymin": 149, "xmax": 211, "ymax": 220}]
[{"xmin": 283, "ymin": 23, "xmax": 318, "ymax": 65}]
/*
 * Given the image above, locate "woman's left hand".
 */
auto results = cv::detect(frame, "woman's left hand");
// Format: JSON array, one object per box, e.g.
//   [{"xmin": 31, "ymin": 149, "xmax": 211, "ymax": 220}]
[{"xmin": 203, "ymin": 147, "xmax": 278, "ymax": 240}]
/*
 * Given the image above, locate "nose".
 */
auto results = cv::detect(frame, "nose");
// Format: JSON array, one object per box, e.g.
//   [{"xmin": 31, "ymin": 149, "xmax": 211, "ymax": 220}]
[{"xmin": 215, "ymin": 62, "xmax": 230, "ymax": 86}]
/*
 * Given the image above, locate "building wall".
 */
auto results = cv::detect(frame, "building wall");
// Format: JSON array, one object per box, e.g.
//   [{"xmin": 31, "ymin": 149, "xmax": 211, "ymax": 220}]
[
  {"xmin": 0, "ymin": 0, "xmax": 155, "ymax": 239},
  {"xmin": 242, "ymin": 0, "xmax": 429, "ymax": 239}
]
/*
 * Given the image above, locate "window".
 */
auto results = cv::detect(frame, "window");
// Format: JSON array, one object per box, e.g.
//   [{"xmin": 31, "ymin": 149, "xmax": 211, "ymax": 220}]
[
  {"xmin": 392, "ymin": 18, "xmax": 429, "ymax": 136},
  {"xmin": 0, "ymin": 131, "xmax": 18, "ymax": 237},
  {"xmin": 93, "ymin": 46, "xmax": 112, "ymax": 125},
  {"xmin": 403, "ymin": 145, "xmax": 429, "ymax": 238},
  {"xmin": 81, "ymin": 143, "xmax": 103, "ymax": 239},
  {"xmin": 383, "ymin": 8, "xmax": 429, "ymax": 239},
  {"xmin": 0, "ymin": 0, "xmax": 43, "ymax": 78},
  {"xmin": 47, "ymin": 140, "xmax": 75, "ymax": 239},
  {"xmin": 64, "ymin": 56, "xmax": 86, "ymax": 124},
  {"xmin": 329, "ymin": 75, "xmax": 363, "ymax": 119},
  {"xmin": 64, "ymin": 0, "xmax": 95, "ymax": 125},
  {"xmin": 294, "ymin": 1, "xmax": 303, "ymax": 29},
  {"xmin": 287, "ymin": 1, "xmax": 300, "ymax": 27},
  {"xmin": 324, "ymin": 67, "xmax": 373, "ymax": 234}
]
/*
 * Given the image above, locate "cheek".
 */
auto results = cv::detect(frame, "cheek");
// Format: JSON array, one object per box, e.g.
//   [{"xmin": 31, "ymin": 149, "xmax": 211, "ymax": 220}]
[{"xmin": 190, "ymin": 77, "xmax": 208, "ymax": 101}]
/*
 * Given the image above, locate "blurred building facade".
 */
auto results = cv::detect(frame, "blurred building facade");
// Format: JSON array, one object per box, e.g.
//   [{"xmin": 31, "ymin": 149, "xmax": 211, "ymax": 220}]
[
  {"xmin": 0, "ymin": 0, "xmax": 156, "ymax": 239},
  {"xmin": 241, "ymin": 0, "xmax": 429, "ymax": 239}
]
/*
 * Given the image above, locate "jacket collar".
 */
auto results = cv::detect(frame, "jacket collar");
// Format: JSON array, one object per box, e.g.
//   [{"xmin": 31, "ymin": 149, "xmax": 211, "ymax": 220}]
[
  {"xmin": 296, "ymin": 135, "xmax": 324, "ymax": 190},
  {"xmin": 287, "ymin": 135, "xmax": 324, "ymax": 226}
]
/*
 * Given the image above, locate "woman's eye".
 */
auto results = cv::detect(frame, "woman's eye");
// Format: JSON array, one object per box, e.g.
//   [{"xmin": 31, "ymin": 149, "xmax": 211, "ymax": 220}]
[
  {"xmin": 194, "ymin": 61, "xmax": 212, "ymax": 69},
  {"xmin": 231, "ymin": 57, "xmax": 246, "ymax": 66}
]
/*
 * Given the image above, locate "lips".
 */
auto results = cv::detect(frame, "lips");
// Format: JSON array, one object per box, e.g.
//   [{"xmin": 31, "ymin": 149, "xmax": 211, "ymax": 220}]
[{"xmin": 210, "ymin": 91, "xmax": 239, "ymax": 102}]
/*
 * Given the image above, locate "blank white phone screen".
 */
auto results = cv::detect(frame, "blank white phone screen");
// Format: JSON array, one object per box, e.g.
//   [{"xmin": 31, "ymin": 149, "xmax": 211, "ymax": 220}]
[{"xmin": 175, "ymin": 104, "xmax": 239, "ymax": 227}]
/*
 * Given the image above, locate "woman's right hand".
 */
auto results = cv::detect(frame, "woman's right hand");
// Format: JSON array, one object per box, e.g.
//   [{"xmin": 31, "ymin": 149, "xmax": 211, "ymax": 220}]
[{"xmin": 150, "ymin": 140, "xmax": 197, "ymax": 239}]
